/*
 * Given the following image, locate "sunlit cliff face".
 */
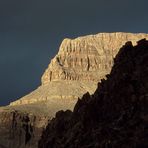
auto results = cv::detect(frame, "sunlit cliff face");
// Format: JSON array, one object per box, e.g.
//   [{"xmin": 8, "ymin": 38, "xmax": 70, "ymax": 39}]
[
  {"xmin": 9, "ymin": 32, "xmax": 148, "ymax": 106},
  {"xmin": 39, "ymin": 39, "xmax": 148, "ymax": 148},
  {"xmin": 1, "ymin": 33, "xmax": 148, "ymax": 148}
]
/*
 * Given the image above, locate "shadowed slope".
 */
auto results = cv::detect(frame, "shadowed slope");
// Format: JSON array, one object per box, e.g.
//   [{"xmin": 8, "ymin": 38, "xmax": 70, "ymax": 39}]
[
  {"xmin": 1, "ymin": 33, "xmax": 148, "ymax": 148},
  {"xmin": 39, "ymin": 39, "xmax": 148, "ymax": 148}
]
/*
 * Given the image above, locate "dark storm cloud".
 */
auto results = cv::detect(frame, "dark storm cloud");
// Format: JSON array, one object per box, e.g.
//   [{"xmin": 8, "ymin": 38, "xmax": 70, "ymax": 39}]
[{"xmin": 0, "ymin": 0, "xmax": 148, "ymax": 105}]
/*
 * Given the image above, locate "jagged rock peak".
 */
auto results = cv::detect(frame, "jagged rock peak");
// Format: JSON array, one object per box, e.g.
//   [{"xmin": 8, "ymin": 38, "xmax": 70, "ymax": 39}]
[
  {"xmin": 1, "ymin": 33, "xmax": 148, "ymax": 148},
  {"xmin": 38, "ymin": 39, "xmax": 148, "ymax": 148},
  {"xmin": 41, "ymin": 32, "xmax": 148, "ymax": 85}
]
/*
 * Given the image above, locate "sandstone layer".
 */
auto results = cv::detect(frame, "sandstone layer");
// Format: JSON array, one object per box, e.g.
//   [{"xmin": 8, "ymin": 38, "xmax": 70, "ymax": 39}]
[
  {"xmin": 0, "ymin": 32, "xmax": 148, "ymax": 148},
  {"xmin": 39, "ymin": 39, "xmax": 148, "ymax": 148},
  {"xmin": 10, "ymin": 32, "xmax": 148, "ymax": 106}
]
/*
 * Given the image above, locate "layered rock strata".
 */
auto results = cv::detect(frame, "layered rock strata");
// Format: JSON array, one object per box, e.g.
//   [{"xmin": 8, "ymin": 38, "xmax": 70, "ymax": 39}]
[
  {"xmin": 10, "ymin": 32, "xmax": 148, "ymax": 106},
  {"xmin": 1, "ymin": 32, "xmax": 148, "ymax": 148},
  {"xmin": 39, "ymin": 39, "xmax": 148, "ymax": 148},
  {"xmin": 0, "ymin": 108, "xmax": 49, "ymax": 148}
]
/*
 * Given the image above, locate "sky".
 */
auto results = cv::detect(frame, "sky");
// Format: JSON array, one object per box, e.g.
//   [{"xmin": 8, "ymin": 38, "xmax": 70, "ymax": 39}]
[{"xmin": 0, "ymin": 0, "xmax": 148, "ymax": 106}]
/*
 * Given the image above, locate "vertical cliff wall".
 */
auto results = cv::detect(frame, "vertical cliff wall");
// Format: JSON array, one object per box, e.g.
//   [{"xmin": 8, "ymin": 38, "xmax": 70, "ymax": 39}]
[
  {"xmin": 10, "ymin": 32, "xmax": 148, "ymax": 106},
  {"xmin": 0, "ymin": 108, "xmax": 49, "ymax": 148},
  {"xmin": 1, "ymin": 32, "xmax": 148, "ymax": 148},
  {"xmin": 39, "ymin": 39, "xmax": 148, "ymax": 148}
]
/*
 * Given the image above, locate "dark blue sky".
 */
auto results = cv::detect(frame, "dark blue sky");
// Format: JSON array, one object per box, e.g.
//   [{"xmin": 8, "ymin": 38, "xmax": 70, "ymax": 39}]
[{"xmin": 0, "ymin": 0, "xmax": 148, "ymax": 106}]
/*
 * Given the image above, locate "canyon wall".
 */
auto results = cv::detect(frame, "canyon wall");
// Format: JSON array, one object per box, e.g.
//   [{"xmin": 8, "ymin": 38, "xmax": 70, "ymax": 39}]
[
  {"xmin": 0, "ymin": 108, "xmax": 49, "ymax": 148},
  {"xmin": 0, "ymin": 32, "xmax": 148, "ymax": 148},
  {"xmin": 39, "ymin": 39, "xmax": 148, "ymax": 148},
  {"xmin": 10, "ymin": 32, "xmax": 148, "ymax": 106}
]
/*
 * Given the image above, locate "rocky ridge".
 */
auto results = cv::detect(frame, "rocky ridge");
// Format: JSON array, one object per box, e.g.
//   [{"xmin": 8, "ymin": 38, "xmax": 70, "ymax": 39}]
[
  {"xmin": 39, "ymin": 39, "xmax": 148, "ymax": 148},
  {"xmin": 0, "ymin": 32, "xmax": 148, "ymax": 148},
  {"xmin": 10, "ymin": 32, "xmax": 148, "ymax": 106}
]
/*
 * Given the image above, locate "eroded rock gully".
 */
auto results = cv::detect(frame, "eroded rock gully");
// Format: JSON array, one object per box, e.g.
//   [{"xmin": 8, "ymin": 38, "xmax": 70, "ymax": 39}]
[
  {"xmin": 39, "ymin": 39, "xmax": 148, "ymax": 148},
  {"xmin": 0, "ymin": 109, "xmax": 49, "ymax": 148}
]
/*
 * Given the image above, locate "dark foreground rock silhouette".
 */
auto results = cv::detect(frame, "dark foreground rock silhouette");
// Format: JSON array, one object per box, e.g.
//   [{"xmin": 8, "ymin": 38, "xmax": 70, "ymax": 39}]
[{"xmin": 38, "ymin": 39, "xmax": 148, "ymax": 148}]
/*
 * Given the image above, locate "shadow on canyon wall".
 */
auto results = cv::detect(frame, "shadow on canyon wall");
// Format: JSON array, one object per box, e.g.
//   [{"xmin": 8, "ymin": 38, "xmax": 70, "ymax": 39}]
[{"xmin": 39, "ymin": 39, "xmax": 148, "ymax": 148}]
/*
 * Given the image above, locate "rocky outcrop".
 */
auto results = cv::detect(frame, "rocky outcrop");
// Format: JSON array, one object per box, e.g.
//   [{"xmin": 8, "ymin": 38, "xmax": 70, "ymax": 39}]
[
  {"xmin": 9, "ymin": 81, "xmax": 96, "ymax": 106},
  {"xmin": 0, "ymin": 108, "xmax": 49, "ymax": 148},
  {"xmin": 38, "ymin": 39, "xmax": 148, "ymax": 148},
  {"xmin": 1, "ymin": 32, "xmax": 148, "ymax": 148},
  {"xmin": 10, "ymin": 32, "xmax": 148, "ymax": 106},
  {"xmin": 41, "ymin": 33, "xmax": 148, "ymax": 84}
]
